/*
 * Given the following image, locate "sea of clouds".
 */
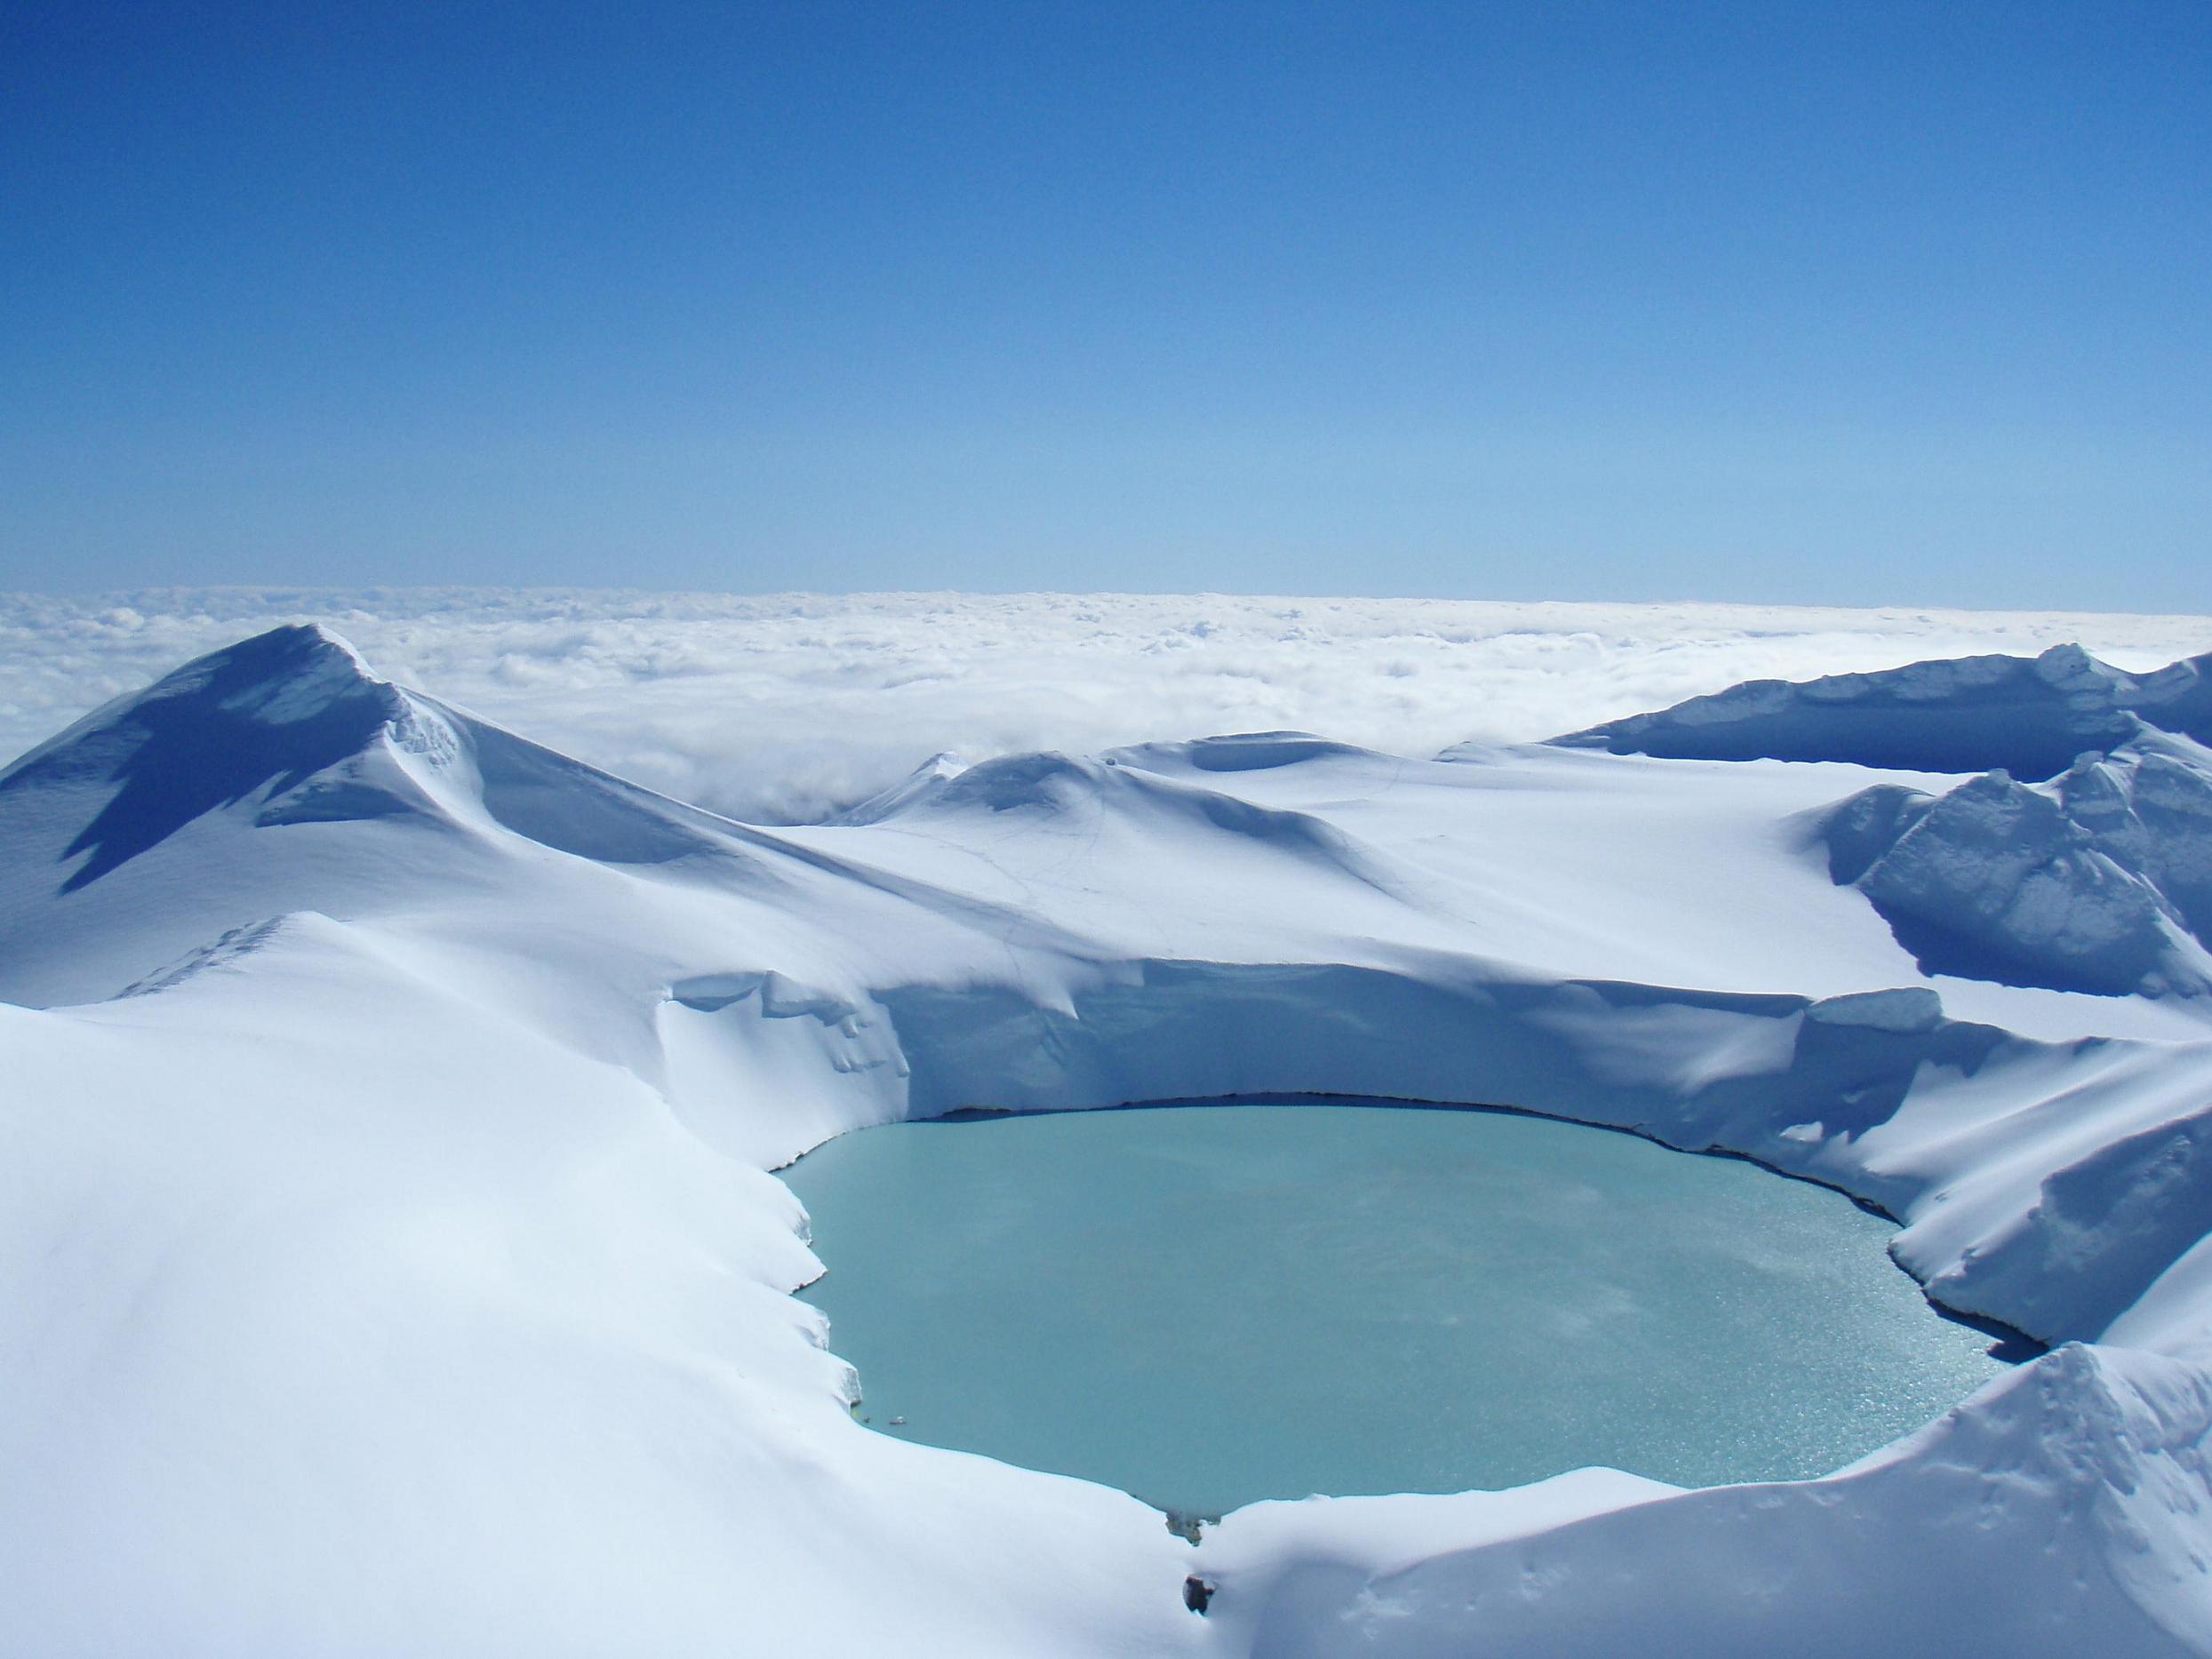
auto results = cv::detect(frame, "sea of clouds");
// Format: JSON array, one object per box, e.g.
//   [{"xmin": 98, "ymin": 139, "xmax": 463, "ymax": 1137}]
[{"xmin": 4, "ymin": 588, "xmax": 2207, "ymax": 824}]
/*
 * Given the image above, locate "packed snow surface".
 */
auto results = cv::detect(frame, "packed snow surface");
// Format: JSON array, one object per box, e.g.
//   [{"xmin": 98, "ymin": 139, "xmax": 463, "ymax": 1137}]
[
  {"xmin": 787, "ymin": 1101, "xmax": 2008, "ymax": 1514},
  {"xmin": 3, "ymin": 618, "xmax": 2212, "ymax": 1654}
]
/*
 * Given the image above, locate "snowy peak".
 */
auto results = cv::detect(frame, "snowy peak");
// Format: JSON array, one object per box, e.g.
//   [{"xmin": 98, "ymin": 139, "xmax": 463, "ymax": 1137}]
[
  {"xmin": 0, "ymin": 625, "xmax": 416, "ymax": 891},
  {"xmin": 192, "ymin": 622, "xmax": 394, "ymax": 726},
  {"xmin": 0, "ymin": 623, "xmax": 403, "ymax": 785},
  {"xmin": 1554, "ymin": 643, "xmax": 2212, "ymax": 778},
  {"xmin": 0, "ymin": 623, "xmax": 394, "ymax": 776},
  {"xmin": 0, "ymin": 622, "xmax": 787, "ymax": 909},
  {"xmin": 0, "ymin": 626, "xmax": 806, "ymax": 1004}
]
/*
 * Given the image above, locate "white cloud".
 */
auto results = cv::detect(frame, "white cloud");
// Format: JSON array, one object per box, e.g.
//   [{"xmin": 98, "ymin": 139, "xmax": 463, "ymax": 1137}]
[{"xmin": 3, "ymin": 587, "xmax": 2207, "ymax": 823}]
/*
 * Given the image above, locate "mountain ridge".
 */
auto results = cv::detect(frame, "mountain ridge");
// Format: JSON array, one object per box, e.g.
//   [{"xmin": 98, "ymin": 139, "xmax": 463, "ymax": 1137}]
[{"xmin": 1553, "ymin": 642, "xmax": 2212, "ymax": 777}]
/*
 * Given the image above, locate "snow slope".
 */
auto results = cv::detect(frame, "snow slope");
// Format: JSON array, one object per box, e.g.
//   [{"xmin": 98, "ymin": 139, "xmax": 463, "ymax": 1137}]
[{"xmin": 4, "ymin": 624, "xmax": 2212, "ymax": 1654}]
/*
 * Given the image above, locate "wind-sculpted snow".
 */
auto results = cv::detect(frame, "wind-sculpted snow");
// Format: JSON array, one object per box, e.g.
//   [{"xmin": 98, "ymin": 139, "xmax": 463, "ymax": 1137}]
[
  {"xmin": 1199, "ymin": 1344, "xmax": 2212, "ymax": 1655},
  {"xmin": 1560, "ymin": 642, "xmax": 2212, "ymax": 778},
  {"xmin": 1818, "ymin": 739, "xmax": 2212, "ymax": 1001},
  {"xmin": 2066, "ymin": 736, "xmax": 2212, "ymax": 945},
  {"xmin": 4, "ymin": 625, "xmax": 2212, "ymax": 1655}
]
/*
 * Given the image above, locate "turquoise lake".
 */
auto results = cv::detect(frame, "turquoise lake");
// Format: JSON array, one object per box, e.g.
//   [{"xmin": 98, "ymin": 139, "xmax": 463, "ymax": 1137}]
[{"xmin": 784, "ymin": 1102, "xmax": 2011, "ymax": 1517}]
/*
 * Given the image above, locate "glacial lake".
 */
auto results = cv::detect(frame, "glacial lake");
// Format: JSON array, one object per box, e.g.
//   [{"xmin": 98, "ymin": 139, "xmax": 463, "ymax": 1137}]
[{"xmin": 784, "ymin": 1101, "xmax": 2012, "ymax": 1517}]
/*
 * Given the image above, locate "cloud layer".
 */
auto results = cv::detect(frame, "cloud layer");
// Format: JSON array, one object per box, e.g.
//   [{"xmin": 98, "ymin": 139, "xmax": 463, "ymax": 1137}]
[{"xmin": 4, "ymin": 589, "xmax": 2207, "ymax": 823}]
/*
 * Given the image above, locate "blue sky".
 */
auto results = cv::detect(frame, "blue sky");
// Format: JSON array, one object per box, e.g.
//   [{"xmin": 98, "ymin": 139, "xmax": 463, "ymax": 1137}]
[{"xmin": 3, "ymin": 2, "xmax": 2206, "ymax": 608}]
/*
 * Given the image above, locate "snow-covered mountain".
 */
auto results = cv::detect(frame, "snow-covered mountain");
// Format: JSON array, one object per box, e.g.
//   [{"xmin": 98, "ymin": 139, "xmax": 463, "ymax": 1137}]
[{"xmin": 4, "ymin": 625, "xmax": 2211, "ymax": 1655}]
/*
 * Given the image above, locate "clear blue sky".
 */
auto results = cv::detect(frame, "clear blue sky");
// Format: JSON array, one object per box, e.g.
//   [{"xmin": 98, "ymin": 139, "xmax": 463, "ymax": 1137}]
[{"xmin": 3, "ymin": 2, "xmax": 2206, "ymax": 608}]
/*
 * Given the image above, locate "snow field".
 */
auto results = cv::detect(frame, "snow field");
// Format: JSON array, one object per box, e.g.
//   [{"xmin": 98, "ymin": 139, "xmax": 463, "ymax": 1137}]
[{"xmin": 3, "ymin": 622, "xmax": 2210, "ymax": 1653}]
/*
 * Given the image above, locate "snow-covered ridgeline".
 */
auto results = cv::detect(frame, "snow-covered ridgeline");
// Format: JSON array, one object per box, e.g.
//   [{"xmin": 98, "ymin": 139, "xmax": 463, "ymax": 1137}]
[
  {"xmin": 7, "ymin": 587, "xmax": 2211, "ymax": 824},
  {"xmin": 3, "ymin": 625, "xmax": 2211, "ymax": 1654}
]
